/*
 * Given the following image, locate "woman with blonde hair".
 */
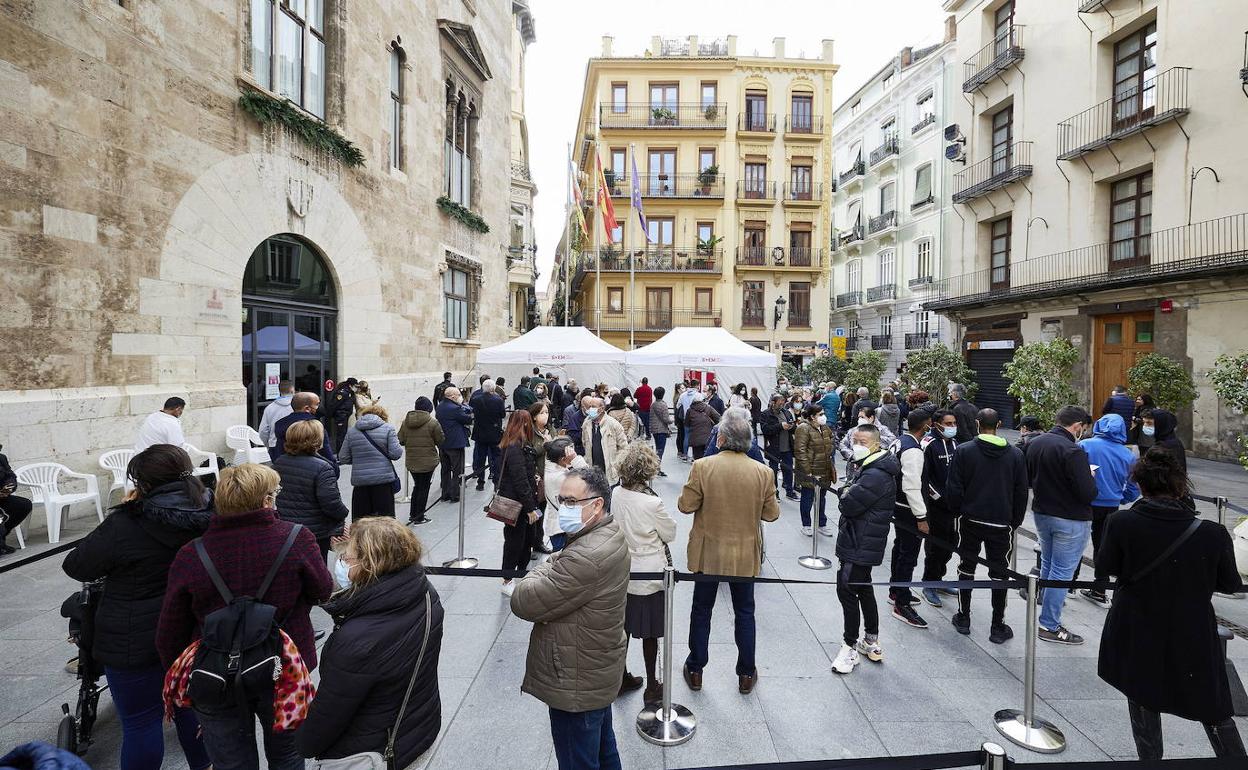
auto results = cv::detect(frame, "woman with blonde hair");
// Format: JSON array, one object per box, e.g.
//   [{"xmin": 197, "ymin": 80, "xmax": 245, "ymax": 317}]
[
  {"xmin": 339, "ymin": 403, "xmax": 403, "ymax": 518},
  {"xmin": 613, "ymin": 442, "xmax": 677, "ymax": 702},
  {"xmin": 298, "ymin": 518, "xmax": 445, "ymax": 768},
  {"xmin": 273, "ymin": 418, "xmax": 349, "ymax": 558}
]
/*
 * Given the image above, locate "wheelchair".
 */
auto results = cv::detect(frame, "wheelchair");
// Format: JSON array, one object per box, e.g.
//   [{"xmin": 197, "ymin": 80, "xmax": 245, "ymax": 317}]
[{"xmin": 57, "ymin": 580, "xmax": 107, "ymax": 757}]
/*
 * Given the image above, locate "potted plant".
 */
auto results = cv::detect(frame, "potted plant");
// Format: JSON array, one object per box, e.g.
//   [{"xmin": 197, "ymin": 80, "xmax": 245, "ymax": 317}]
[
  {"xmin": 697, "ymin": 234, "xmax": 723, "ymax": 256},
  {"xmin": 697, "ymin": 164, "xmax": 719, "ymax": 195},
  {"xmin": 703, "ymin": 104, "xmax": 719, "ymax": 122},
  {"xmin": 650, "ymin": 106, "xmax": 676, "ymax": 125}
]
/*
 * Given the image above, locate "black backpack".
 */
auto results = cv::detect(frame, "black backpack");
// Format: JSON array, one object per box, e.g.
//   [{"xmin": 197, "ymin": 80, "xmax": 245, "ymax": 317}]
[{"xmin": 186, "ymin": 524, "xmax": 303, "ymax": 711}]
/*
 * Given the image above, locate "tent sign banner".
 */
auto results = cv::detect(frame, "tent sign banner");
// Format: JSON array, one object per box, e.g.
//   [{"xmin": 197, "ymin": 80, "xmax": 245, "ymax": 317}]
[
  {"xmin": 679, "ymin": 355, "xmax": 725, "ymax": 365},
  {"xmin": 265, "ymin": 363, "xmax": 281, "ymax": 400}
]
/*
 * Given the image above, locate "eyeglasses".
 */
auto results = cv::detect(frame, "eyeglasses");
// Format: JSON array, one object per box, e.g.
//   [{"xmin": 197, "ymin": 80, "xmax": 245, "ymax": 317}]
[{"xmin": 556, "ymin": 495, "xmax": 601, "ymax": 507}]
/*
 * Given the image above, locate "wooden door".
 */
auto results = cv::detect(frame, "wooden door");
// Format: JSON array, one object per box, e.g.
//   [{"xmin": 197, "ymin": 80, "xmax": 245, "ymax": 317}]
[{"xmin": 1093, "ymin": 312, "xmax": 1155, "ymax": 413}]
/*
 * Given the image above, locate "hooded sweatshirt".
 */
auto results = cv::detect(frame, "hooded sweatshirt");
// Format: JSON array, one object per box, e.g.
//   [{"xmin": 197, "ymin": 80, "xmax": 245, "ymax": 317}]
[
  {"xmin": 1080, "ymin": 414, "xmax": 1141, "ymax": 508},
  {"xmin": 398, "ymin": 398, "xmax": 445, "ymax": 474},
  {"xmin": 259, "ymin": 393, "xmax": 294, "ymax": 447},
  {"xmin": 1149, "ymin": 409, "xmax": 1187, "ymax": 474},
  {"xmin": 944, "ymin": 434, "xmax": 1030, "ymax": 528}
]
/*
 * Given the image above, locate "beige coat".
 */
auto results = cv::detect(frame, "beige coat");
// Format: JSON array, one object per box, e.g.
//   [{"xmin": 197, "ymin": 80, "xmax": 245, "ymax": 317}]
[
  {"xmin": 511, "ymin": 515, "xmax": 630, "ymax": 713},
  {"xmin": 606, "ymin": 407, "xmax": 636, "ymax": 440},
  {"xmin": 677, "ymin": 451, "xmax": 780, "ymax": 577},
  {"xmin": 613, "ymin": 486, "xmax": 677, "ymax": 595},
  {"xmin": 582, "ymin": 414, "xmax": 629, "ymax": 485}
]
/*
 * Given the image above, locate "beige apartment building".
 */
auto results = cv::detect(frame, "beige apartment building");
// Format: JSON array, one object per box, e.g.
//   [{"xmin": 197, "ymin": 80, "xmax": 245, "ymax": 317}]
[
  {"xmin": 559, "ymin": 35, "xmax": 837, "ymax": 363},
  {"xmin": 932, "ymin": 0, "xmax": 1248, "ymax": 457},
  {"xmin": 0, "ymin": 0, "xmax": 526, "ymax": 472},
  {"xmin": 507, "ymin": 1, "xmax": 539, "ymax": 336}
]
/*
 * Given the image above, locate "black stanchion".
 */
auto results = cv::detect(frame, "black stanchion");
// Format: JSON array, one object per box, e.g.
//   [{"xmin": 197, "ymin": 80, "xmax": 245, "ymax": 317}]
[
  {"xmin": 636, "ymin": 565, "xmax": 697, "ymax": 746},
  {"xmin": 442, "ymin": 473, "xmax": 478, "ymax": 569}
]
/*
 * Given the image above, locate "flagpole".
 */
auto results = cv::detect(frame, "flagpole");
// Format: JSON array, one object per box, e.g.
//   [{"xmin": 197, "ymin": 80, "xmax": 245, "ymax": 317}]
[
  {"xmin": 564, "ymin": 141, "xmax": 571, "ymax": 327},
  {"xmin": 628, "ymin": 142, "xmax": 636, "ymax": 350},
  {"xmin": 593, "ymin": 141, "xmax": 602, "ymax": 338}
]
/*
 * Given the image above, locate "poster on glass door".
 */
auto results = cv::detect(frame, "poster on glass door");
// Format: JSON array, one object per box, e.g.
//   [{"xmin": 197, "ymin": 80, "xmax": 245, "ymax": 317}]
[{"xmin": 264, "ymin": 363, "xmax": 281, "ymax": 400}]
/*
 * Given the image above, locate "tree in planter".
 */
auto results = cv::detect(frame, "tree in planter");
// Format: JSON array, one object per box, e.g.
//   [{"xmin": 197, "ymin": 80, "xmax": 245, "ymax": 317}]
[
  {"xmin": 902, "ymin": 343, "xmax": 978, "ymax": 402},
  {"xmin": 1003, "ymin": 338, "xmax": 1079, "ymax": 429},
  {"xmin": 842, "ymin": 351, "xmax": 888, "ymax": 400},
  {"xmin": 697, "ymin": 164, "xmax": 719, "ymax": 194},
  {"xmin": 1210, "ymin": 351, "xmax": 1248, "ymax": 471},
  {"xmin": 778, "ymin": 361, "xmax": 802, "ymax": 387},
  {"xmin": 804, "ymin": 355, "xmax": 849, "ymax": 387},
  {"xmin": 1127, "ymin": 353, "xmax": 1198, "ymax": 412}
]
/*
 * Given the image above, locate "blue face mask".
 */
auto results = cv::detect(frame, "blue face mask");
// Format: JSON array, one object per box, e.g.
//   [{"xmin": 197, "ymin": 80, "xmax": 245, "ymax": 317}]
[
  {"xmin": 941, "ymin": 426, "xmax": 957, "ymax": 439},
  {"xmin": 557, "ymin": 504, "xmax": 585, "ymax": 534},
  {"xmin": 1142, "ymin": 425, "xmax": 1155, "ymax": 437},
  {"xmin": 333, "ymin": 557, "xmax": 353, "ymax": 590},
  {"xmin": 585, "ymin": 408, "xmax": 599, "ymax": 420}
]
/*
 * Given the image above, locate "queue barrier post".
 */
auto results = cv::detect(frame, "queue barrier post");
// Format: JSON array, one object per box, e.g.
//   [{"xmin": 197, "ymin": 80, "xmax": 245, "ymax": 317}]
[
  {"xmin": 1218, "ymin": 496, "xmax": 1229, "ymax": 529},
  {"xmin": 798, "ymin": 484, "xmax": 833, "ymax": 570},
  {"xmin": 980, "ymin": 742, "xmax": 1009, "ymax": 770},
  {"xmin": 636, "ymin": 566, "xmax": 697, "ymax": 746},
  {"xmin": 993, "ymin": 573, "xmax": 1066, "ymax": 753},
  {"xmin": 442, "ymin": 473, "xmax": 479, "ymax": 570}
]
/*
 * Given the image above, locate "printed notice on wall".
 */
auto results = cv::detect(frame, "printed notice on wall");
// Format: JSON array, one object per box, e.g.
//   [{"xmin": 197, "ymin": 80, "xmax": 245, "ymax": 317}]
[{"xmin": 265, "ymin": 363, "xmax": 281, "ymax": 400}]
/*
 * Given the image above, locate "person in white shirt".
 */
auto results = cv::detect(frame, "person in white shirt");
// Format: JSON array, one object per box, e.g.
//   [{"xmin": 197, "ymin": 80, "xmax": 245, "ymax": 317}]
[
  {"xmin": 135, "ymin": 397, "xmax": 186, "ymax": 452},
  {"xmin": 258, "ymin": 381, "xmax": 295, "ymax": 456},
  {"xmin": 542, "ymin": 436, "xmax": 588, "ymax": 551}
]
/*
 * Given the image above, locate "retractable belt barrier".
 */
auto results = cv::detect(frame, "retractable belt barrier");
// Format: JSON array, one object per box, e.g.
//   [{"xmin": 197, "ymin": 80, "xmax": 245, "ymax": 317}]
[{"xmin": 674, "ymin": 748, "xmax": 1248, "ymax": 770}]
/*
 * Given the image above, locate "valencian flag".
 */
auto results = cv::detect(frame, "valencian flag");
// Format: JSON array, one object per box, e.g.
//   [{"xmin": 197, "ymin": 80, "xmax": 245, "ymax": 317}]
[
  {"xmin": 568, "ymin": 158, "xmax": 589, "ymax": 240},
  {"xmin": 594, "ymin": 152, "xmax": 619, "ymax": 245},
  {"xmin": 630, "ymin": 149, "xmax": 650, "ymax": 242}
]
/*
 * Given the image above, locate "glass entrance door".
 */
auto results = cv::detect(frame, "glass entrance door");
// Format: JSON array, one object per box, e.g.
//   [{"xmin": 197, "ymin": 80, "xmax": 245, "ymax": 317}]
[{"xmin": 242, "ymin": 307, "xmax": 336, "ymax": 427}]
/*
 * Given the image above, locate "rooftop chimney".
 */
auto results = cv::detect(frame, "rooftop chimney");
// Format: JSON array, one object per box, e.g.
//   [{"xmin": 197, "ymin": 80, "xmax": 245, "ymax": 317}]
[
  {"xmin": 773, "ymin": 37, "xmax": 786, "ymax": 59},
  {"xmin": 601, "ymin": 35, "xmax": 613, "ymax": 57},
  {"xmin": 900, "ymin": 46, "xmax": 913, "ymax": 68},
  {"xmin": 944, "ymin": 15, "xmax": 958, "ymax": 43},
  {"xmin": 822, "ymin": 39, "xmax": 834, "ymax": 62},
  {"xmin": 727, "ymin": 34, "xmax": 738, "ymax": 56},
  {"xmin": 650, "ymin": 35, "xmax": 662, "ymax": 57},
  {"xmin": 688, "ymin": 35, "xmax": 699, "ymax": 56}
]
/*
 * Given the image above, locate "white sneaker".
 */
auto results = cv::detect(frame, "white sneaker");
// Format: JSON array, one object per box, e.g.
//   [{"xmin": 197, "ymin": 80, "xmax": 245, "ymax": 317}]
[
  {"xmin": 831, "ymin": 643, "xmax": 860, "ymax": 674},
  {"xmin": 855, "ymin": 638, "xmax": 884, "ymax": 663},
  {"xmin": 818, "ymin": 525, "xmax": 835, "ymax": 537},
  {"xmin": 501, "ymin": 582, "xmax": 515, "ymax": 597},
  {"xmin": 801, "ymin": 526, "xmax": 813, "ymax": 537}
]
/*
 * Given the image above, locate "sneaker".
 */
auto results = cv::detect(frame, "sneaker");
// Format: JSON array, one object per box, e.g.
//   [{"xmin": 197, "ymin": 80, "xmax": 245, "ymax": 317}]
[
  {"xmin": 657, "ymin": 470, "xmax": 668, "ymax": 477},
  {"xmin": 818, "ymin": 525, "xmax": 835, "ymax": 537},
  {"xmin": 989, "ymin": 622, "xmax": 1014, "ymax": 644},
  {"xmin": 921, "ymin": 588, "xmax": 943, "ymax": 608},
  {"xmin": 951, "ymin": 611, "xmax": 971, "ymax": 636},
  {"xmin": 892, "ymin": 604, "xmax": 929, "ymax": 629},
  {"xmin": 1080, "ymin": 589, "xmax": 1110, "ymax": 608},
  {"xmin": 500, "ymin": 582, "xmax": 515, "ymax": 598},
  {"xmin": 937, "ymin": 587, "xmax": 959, "ymax": 597},
  {"xmin": 801, "ymin": 526, "xmax": 813, "ymax": 537},
  {"xmin": 855, "ymin": 638, "xmax": 884, "ymax": 663},
  {"xmin": 786, "ymin": 491, "xmax": 801, "ymax": 501},
  {"xmin": 1038, "ymin": 626, "xmax": 1084, "ymax": 645},
  {"xmin": 408, "ymin": 516, "xmax": 431, "ymax": 526},
  {"xmin": 831, "ymin": 643, "xmax": 860, "ymax": 674}
]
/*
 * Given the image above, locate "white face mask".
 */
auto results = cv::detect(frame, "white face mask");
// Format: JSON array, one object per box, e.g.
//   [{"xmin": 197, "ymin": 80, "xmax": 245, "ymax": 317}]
[
  {"xmin": 557, "ymin": 503, "xmax": 585, "ymax": 534},
  {"xmin": 585, "ymin": 407, "xmax": 599, "ymax": 419},
  {"xmin": 851, "ymin": 444, "xmax": 871, "ymax": 461},
  {"xmin": 333, "ymin": 557, "xmax": 353, "ymax": 590},
  {"xmin": 941, "ymin": 426, "xmax": 957, "ymax": 439},
  {"xmin": 816, "ymin": 415, "xmax": 828, "ymax": 426},
  {"xmin": 1142, "ymin": 425, "xmax": 1155, "ymax": 436}
]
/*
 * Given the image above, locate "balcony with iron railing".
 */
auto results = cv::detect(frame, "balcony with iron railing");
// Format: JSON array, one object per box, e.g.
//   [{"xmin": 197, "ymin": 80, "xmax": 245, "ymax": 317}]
[
  {"xmin": 584, "ymin": 307, "xmax": 722, "ymax": 333},
  {"xmin": 788, "ymin": 308, "xmax": 812, "ymax": 328},
  {"xmin": 598, "ymin": 102, "xmax": 729, "ymax": 130},
  {"xmin": 908, "ymin": 275, "xmax": 936, "ymax": 290},
  {"xmin": 510, "ymin": 161, "xmax": 531, "ymax": 181},
  {"xmin": 838, "ymin": 161, "xmax": 865, "ymax": 188},
  {"xmin": 835, "ymin": 291, "xmax": 862, "ymax": 309},
  {"xmin": 869, "ymin": 136, "xmax": 899, "ymax": 168},
  {"xmin": 866, "ymin": 284, "xmax": 896, "ymax": 303},
  {"xmin": 583, "ymin": 246, "xmax": 723, "ymax": 273},
  {"xmin": 835, "ymin": 225, "xmax": 865, "ymax": 251},
  {"xmin": 1077, "ymin": 0, "xmax": 1107, "ymax": 12},
  {"xmin": 606, "ymin": 172, "xmax": 725, "ymax": 199},
  {"xmin": 963, "ymin": 24, "xmax": 1025, "ymax": 93},
  {"xmin": 735, "ymin": 246, "xmax": 825, "ymax": 269},
  {"xmin": 785, "ymin": 115, "xmax": 824, "ymax": 136},
  {"xmin": 741, "ymin": 307, "xmax": 765, "ymax": 328},
  {"xmin": 1056, "ymin": 67, "xmax": 1190, "ymax": 161},
  {"xmin": 845, "ymin": 337, "xmax": 859, "ymax": 352},
  {"xmin": 871, "ymin": 334, "xmax": 893, "ymax": 351},
  {"xmin": 736, "ymin": 180, "xmax": 778, "ymax": 202},
  {"xmin": 911, "ymin": 194, "xmax": 935, "ymax": 211},
  {"xmin": 952, "ymin": 141, "xmax": 1033, "ymax": 204},
  {"xmin": 925, "ymin": 212, "xmax": 1248, "ymax": 312},
  {"xmin": 738, "ymin": 113, "xmax": 776, "ymax": 133},
  {"xmin": 868, "ymin": 210, "xmax": 897, "ymax": 236},
  {"xmin": 905, "ymin": 332, "xmax": 939, "ymax": 349},
  {"xmin": 783, "ymin": 182, "xmax": 824, "ymax": 204},
  {"xmin": 912, "ymin": 113, "xmax": 937, "ymax": 134}
]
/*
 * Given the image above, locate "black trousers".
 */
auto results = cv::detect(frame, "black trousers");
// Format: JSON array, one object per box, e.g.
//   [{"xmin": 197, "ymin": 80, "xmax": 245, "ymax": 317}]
[
  {"xmin": 438, "ymin": 448, "xmax": 465, "ymax": 501},
  {"xmin": 690, "ymin": 444, "xmax": 706, "ymax": 460},
  {"xmin": 889, "ymin": 507, "xmax": 922, "ymax": 606},
  {"xmin": 675, "ymin": 418, "xmax": 685, "ymax": 456},
  {"xmin": 921, "ymin": 504, "xmax": 957, "ymax": 581},
  {"xmin": 0, "ymin": 495, "xmax": 33, "ymax": 544},
  {"xmin": 332, "ymin": 419, "xmax": 349, "ymax": 453},
  {"xmin": 408, "ymin": 470, "xmax": 434, "ymax": 522},
  {"xmin": 502, "ymin": 517, "xmax": 532, "ymax": 573},
  {"xmin": 1073, "ymin": 505, "xmax": 1117, "ymax": 588},
  {"xmin": 956, "ymin": 519, "xmax": 1013, "ymax": 624},
  {"xmin": 1128, "ymin": 700, "xmax": 1246, "ymax": 760},
  {"xmin": 837, "ymin": 561, "xmax": 878, "ymax": 646},
  {"xmin": 351, "ymin": 483, "xmax": 395, "ymax": 519}
]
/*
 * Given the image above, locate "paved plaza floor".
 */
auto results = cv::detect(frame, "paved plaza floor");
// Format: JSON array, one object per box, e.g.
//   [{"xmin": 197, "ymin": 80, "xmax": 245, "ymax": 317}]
[{"xmin": 3, "ymin": 435, "xmax": 1248, "ymax": 769}]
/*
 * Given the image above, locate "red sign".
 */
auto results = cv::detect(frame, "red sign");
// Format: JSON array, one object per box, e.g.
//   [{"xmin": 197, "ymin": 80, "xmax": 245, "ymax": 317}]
[
  {"xmin": 324, "ymin": 379, "xmax": 335, "ymax": 392},
  {"xmin": 1159, "ymin": 299, "xmax": 1174, "ymax": 314}
]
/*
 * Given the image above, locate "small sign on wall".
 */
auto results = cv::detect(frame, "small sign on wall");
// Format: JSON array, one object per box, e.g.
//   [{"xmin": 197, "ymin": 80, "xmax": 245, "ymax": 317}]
[{"xmin": 265, "ymin": 363, "xmax": 281, "ymax": 400}]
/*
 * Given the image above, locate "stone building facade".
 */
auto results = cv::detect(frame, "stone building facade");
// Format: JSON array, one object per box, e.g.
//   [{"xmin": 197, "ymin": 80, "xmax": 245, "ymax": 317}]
[{"xmin": 0, "ymin": 0, "xmax": 522, "ymax": 473}]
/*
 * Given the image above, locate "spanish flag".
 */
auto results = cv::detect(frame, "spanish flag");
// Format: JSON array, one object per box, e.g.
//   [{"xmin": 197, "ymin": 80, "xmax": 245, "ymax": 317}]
[
  {"xmin": 568, "ymin": 158, "xmax": 589, "ymax": 241},
  {"xmin": 594, "ymin": 152, "xmax": 619, "ymax": 245}
]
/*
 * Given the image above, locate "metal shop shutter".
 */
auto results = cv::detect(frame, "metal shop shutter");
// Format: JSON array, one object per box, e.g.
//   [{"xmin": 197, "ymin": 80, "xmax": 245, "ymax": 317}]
[{"xmin": 968, "ymin": 348, "xmax": 1016, "ymax": 429}]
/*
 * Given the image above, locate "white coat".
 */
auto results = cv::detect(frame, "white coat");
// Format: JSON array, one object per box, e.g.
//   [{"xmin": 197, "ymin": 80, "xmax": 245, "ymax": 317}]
[{"xmin": 613, "ymin": 486, "xmax": 677, "ymax": 595}]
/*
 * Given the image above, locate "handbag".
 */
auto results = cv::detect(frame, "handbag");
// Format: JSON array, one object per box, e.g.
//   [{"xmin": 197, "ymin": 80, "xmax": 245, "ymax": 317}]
[
  {"xmin": 309, "ymin": 592, "xmax": 433, "ymax": 770},
  {"xmin": 484, "ymin": 449, "xmax": 523, "ymax": 526},
  {"xmin": 359, "ymin": 429, "xmax": 402, "ymax": 495}
]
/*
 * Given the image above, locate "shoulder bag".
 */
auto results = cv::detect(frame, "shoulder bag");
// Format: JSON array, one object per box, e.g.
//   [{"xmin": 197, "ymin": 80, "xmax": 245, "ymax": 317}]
[
  {"xmin": 1122, "ymin": 517, "xmax": 1202, "ymax": 587},
  {"xmin": 309, "ymin": 591, "xmax": 433, "ymax": 770},
  {"xmin": 359, "ymin": 429, "xmax": 402, "ymax": 495},
  {"xmin": 484, "ymin": 449, "xmax": 522, "ymax": 527}
]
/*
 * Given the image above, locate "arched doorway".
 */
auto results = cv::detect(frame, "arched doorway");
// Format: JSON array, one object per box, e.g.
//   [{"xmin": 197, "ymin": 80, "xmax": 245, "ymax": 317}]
[{"xmin": 241, "ymin": 234, "xmax": 337, "ymax": 427}]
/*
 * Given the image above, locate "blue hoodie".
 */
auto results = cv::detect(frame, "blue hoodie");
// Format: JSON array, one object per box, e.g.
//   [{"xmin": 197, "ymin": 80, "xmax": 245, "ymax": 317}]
[
  {"xmin": 817, "ymin": 390, "xmax": 841, "ymax": 424},
  {"xmin": 1079, "ymin": 414, "xmax": 1140, "ymax": 508}
]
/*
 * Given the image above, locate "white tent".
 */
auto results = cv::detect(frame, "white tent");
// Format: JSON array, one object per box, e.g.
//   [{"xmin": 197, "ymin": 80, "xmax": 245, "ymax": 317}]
[
  {"xmin": 476, "ymin": 326, "xmax": 627, "ymax": 391},
  {"xmin": 625, "ymin": 327, "xmax": 777, "ymax": 398}
]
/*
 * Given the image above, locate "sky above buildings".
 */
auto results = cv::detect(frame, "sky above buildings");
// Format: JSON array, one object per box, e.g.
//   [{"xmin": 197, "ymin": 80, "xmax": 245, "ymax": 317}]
[{"xmin": 526, "ymin": 0, "xmax": 951, "ymax": 294}]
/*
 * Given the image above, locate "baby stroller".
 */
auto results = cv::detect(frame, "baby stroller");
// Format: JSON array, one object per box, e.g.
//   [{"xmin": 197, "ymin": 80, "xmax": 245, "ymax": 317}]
[{"xmin": 57, "ymin": 580, "xmax": 107, "ymax": 756}]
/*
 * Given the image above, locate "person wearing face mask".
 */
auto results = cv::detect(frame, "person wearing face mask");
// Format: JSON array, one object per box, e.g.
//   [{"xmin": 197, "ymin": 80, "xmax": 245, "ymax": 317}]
[
  {"xmin": 1015, "ymin": 415, "xmax": 1043, "ymax": 455},
  {"xmin": 794, "ymin": 404, "xmax": 836, "ymax": 537},
  {"xmin": 838, "ymin": 407, "xmax": 896, "ymax": 460},
  {"xmin": 1024, "ymin": 405, "xmax": 1099, "ymax": 645},
  {"xmin": 511, "ymin": 467, "xmax": 630, "ymax": 770},
  {"xmin": 497, "ymin": 410, "xmax": 544, "ymax": 597},
  {"xmin": 1074, "ymin": 413, "xmax": 1142, "ymax": 608},
  {"xmin": 947, "ymin": 383, "xmax": 978, "ymax": 444},
  {"xmin": 831, "ymin": 424, "xmax": 901, "ymax": 675},
  {"xmin": 434, "ymin": 387, "xmax": 474, "ymax": 503},
  {"xmin": 543, "ymin": 438, "xmax": 589, "ymax": 551},
  {"xmin": 1142, "ymin": 408, "xmax": 1186, "ymax": 475},
  {"xmin": 760, "ymin": 394, "xmax": 799, "ymax": 501},
  {"xmin": 919, "ymin": 410, "xmax": 961, "ymax": 607},
  {"xmin": 1129, "ymin": 393, "xmax": 1156, "ymax": 449},
  {"xmin": 582, "ymin": 396, "xmax": 629, "ymax": 485},
  {"xmin": 887, "ymin": 409, "xmax": 932, "ymax": 629}
]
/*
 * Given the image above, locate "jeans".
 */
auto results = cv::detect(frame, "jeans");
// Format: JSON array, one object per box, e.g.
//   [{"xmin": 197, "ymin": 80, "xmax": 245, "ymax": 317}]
[
  {"xmin": 1034, "ymin": 513, "xmax": 1091, "ymax": 631},
  {"xmin": 548, "ymin": 705, "xmax": 622, "ymax": 770},
  {"xmin": 686, "ymin": 580, "xmax": 756, "ymax": 676},
  {"xmin": 769, "ymin": 450, "xmax": 794, "ymax": 494},
  {"xmin": 472, "ymin": 440, "xmax": 501, "ymax": 483},
  {"xmin": 653, "ymin": 433, "xmax": 668, "ymax": 461},
  {"xmin": 438, "ymin": 447, "xmax": 465, "ymax": 501},
  {"xmin": 105, "ymin": 665, "xmax": 210, "ymax": 770},
  {"xmin": 1073, "ymin": 505, "xmax": 1117, "ymax": 588},
  {"xmin": 408, "ymin": 470, "xmax": 434, "ymax": 521},
  {"xmin": 837, "ymin": 561, "xmax": 878, "ymax": 646},
  {"xmin": 889, "ymin": 508, "xmax": 923, "ymax": 606},
  {"xmin": 194, "ymin": 696, "xmax": 303, "ymax": 770},
  {"xmin": 799, "ymin": 486, "xmax": 827, "ymax": 527},
  {"xmin": 638, "ymin": 410, "xmax": 651, "ymax": 438},
  {"xmin": 955, "ymin": 520, "xmax": 1014, "ymax": 624}
]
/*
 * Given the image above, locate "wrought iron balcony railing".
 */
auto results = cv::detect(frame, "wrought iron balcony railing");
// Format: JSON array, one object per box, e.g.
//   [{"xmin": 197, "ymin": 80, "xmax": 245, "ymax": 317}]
[
  {"xmin": 734, "ymin": 247, "xmax": 825, "ymax": 268},
  {"xmin": 912, "ymin": 113, "xmax": 937, "ymax": 134},
  {"xmin": 909, "ymin": 275, "xmax": 936, "ymax": 290},
  {"xmin": 838, "ymin": 225, "xmax": 865, "ymax": 247},
  {"xmin": 510, "ymin": 161, "xmax": 531, "ymax": 181},
  {"xmin": 866, "ymin": 284, "xmax": 897, "ymax": 302},
  {"xmin": 963, "ymin": 24, "xmax": 1025, "ymax": 93},
  {"xmin": 1077, "ymin": 0, "xmax": 1106, "ymax": 12},
  {"xmin": 583, "ymin": 247, "xmax": 723, "ymax": 273},
  {"xmin": 1056, "ymin": 67, "xmax": 1190, "ymax": 161},
  {"xmin": 868, "ymin": 210, "xmax": 897, "ymax": 235},
  {"xmin": 783, "ymin": 182, "xmax": 823, "ymax": 203},
  {"xmin": 838, "ymin": 161, "xmax": 865, "ymax": 186},
  {"xmin": 788, "ymin": 309, "xmax": 812, "ymax": 327},
  {"xmin": 869, "ymin": 136, "xmax": 899, "ymax": 167},
  {"xmin": 785, "ymin": 115, "xmax": 824, "ymax": 134},
  {"xmin": 736, "ymin": 180, "xmax": 778, "ymax": 200},
  {"xmin": 835, "ymin": 291, "xmax": 862, "ymax": 309},
  {"xmin": 871, "ymin": 334, "xmax": 893, "ymax": 351},
  {"xmin": 584, "ymin": 307, "xmax": 722, "ymax": 332},
  {"xmin": 952, "ymin": 141, "xmax": 1033, "ymax": 204},
  {"xmin": 738, "ymin": 113, "xmax": 776, "ymax": 132},
  {"xmin": 905, "ymin": 332, "xmax": 938, "ymax": 349},
  {"xmin": 845, "ymin": 337, "xmax": 859, "ymax": 352},
  {"xmin": 925, "ymin": 212, "xmax": 1248, "ymax": 312},
  {"xmin": 598, "ymin": 102, "xmax": 729, "ymax": 129},
  {"xmin": 607, "ymin": 173, "xmax": 726, "ymax": 198}
]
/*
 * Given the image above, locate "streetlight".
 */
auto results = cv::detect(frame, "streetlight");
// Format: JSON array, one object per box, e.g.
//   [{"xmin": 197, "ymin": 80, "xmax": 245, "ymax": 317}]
[{"xmin": 772, "ymin": 296, "xmax": 787, "ymax": 363}]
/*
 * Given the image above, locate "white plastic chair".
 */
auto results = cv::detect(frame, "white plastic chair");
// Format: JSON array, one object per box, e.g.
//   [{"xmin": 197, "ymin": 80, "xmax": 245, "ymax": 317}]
[
  {"xmin": 182, "ymin": 444, "xmax": 221, "ymax": 486},
  {"xmin": 99, "ymin": 449, "xmax": 135, "ymax": 501},
  {"xmin": 14, "ymin": 463, "xmax": 105, "ymax": 544},
  {"xmin": 226, "ymin": 426, "xmax": 270, "ymax": 466}
]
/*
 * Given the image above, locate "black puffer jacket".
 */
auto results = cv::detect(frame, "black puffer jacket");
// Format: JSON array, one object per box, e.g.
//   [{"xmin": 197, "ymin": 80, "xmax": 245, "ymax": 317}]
[
  {"xmin": 62, "ymin": 483, "xmax": 212, "ymax": 668},
  {"xmin": 296, "ymin": 566, "xmax": 444, "ymax": 767},
  {"xmin": 835, "ymin": 450, "xmax": 900, "ymax": 567},
  {"xmin": 272, "ymin": 453, "xmax": 350, "ymax": 541},
  {"xmin": 497, "ymin": 442, "xmax": 540, "ymax": 512}
]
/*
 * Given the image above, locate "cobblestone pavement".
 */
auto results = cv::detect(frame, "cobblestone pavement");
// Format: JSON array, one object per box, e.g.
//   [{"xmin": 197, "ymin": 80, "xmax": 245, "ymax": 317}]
[{"xmin": 3, "ymin": 437, "xmax": 1248, "ymax": 769}]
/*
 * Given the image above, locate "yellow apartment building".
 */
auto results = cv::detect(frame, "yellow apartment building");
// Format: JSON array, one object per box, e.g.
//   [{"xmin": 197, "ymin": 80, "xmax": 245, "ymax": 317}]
[{"xmin": 562, "ymin": 35, "xmax": 837, "ymax": 362}]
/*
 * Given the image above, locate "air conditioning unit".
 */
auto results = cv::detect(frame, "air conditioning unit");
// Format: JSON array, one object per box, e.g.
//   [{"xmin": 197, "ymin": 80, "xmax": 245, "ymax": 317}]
[
  {"xmin": 944, "ymin": 124, "xmax": 965, "ymax": 143},
  {"xmin": 945, "ymin": 143, "xmax": 966, "ymax": 164}
]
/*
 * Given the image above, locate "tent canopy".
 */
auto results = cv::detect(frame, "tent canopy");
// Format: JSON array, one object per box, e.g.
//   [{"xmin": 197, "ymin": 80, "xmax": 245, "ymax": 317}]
[
  {"xmin": 475, "ymin": 326, "xmax": 627, "ymax": 391},
  {"xmin": 625, "ymin": 327, "xmax": 777, "ymax": 398}
]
